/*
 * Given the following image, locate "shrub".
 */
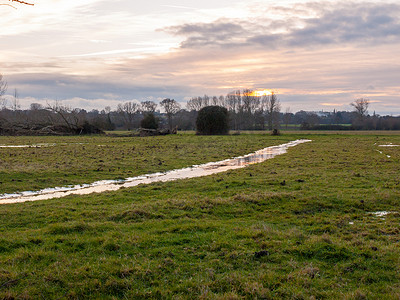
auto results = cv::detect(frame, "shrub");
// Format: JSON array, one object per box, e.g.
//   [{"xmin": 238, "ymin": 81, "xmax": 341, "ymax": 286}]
[
  {"xmin": 271, "ymin": 129, "xmax": 281, "ymax": 136},
  {"xmin": 140, "ymin": 113, "xmax": 159, "ymax": 130},
  {"xmin": 196, "ymin": 106, "xmax": 229, "ymax": 135}
]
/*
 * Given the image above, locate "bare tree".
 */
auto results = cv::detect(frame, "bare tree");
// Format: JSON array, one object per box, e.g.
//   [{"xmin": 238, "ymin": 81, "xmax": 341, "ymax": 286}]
[
  {"xmin": 241, "ymin": 89, "xmax": 261, "ymax": 129},
  {"xmin": 117, "ymin": 101, "xmax": 139, "ymax": 130},
  {"xmin": 141, "ymin": 101, "xmax": 157, "ymax": 113},
  {"xmin": 7, "ymin": 88, "xmax": 21, "ymax": 124},
  {"xmin": 225, "ymin": 91, "xmax": 240, "ymax": 113},
  {"xmin": 9, "ymin": 0, "xmax": 33, "ymax": 4},
  {"xmin": 187, "ymin": 97, "xmax": 199, "ymax": 111},
  {"xmin": 46, "ymin": 100, "xmax": 84, "ymax": 131},
  {"xmin": 224, "ymin": 90, "xmax": 243, "ymax": 130},
  {"xmin": 46, "ymin": 100, "xmax": 71, "ymax": 129},
  {"xmin": 160, "ymin": 98, "xmax": 180, "ymax": 131},
  {"xmin": 186, "ymin": 96, "xmax": 210, "ymax": 112},
  {"xmin": 0, "ymin": 74, "xmax": 7, "ymax": 110},
  {"xmin": 30, "ymin": 103, "xmax": 43, "ymax": 111},
  {"xmin": 265, "ymin": 92, "xmax": 281, "ymax": 130},
  {"xmin": 104, "ymin": 106, "xmax": 111, "ymax": 115},
  {"xmin": 203, "ymin": 95, "xmax": 210, "ymax": 107},
  {"xmin": 283, "ymin": 107, "xmax": 292, "ymax": 129},
  {"xmin": 96, "ymin": 106, "xmax": 114, "ymax": 130},
  {"xmin": 26, "ymin": 103, "xmax": 47, "ymax": 126},
  {"xmin": 305, "ymin": 112, "xmax": 319, "ymax": 128},
  {"xmin": 351, "ymin": 98, "xmax": 369, "ymax": 118},
  {"xmin": 350, "ymin": 98, "xmax": 370, "ymax": 129},
  {"xmin": 218, "ymin": 95, "xmax": 225, "ymax": 107},
  {"xmin": 211, "ymin": 96, "xmax": 219, "ymax": 106},
  {"xmin": 10, "ymin": 88, "xmax": 20, "ymax": 111},
  {"xmin": 242, "ymin": 89, "xmax": 253, "ymax": 114}
]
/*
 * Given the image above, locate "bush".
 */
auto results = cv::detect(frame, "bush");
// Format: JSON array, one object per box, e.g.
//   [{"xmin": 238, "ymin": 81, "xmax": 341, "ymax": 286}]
[
  {"xmin": 196, "ymin": 106, "xmax": 229, "ymax": 135},
  {"xmin": 140, "ymin": 113, "xmax": 159, "ymax": 130},
  {"xmin": 78, "ymin": 121, "xmax": 105, "ymax": 134},
  {"xmin": 271, "ymin": 129, "xmax": 280, "ymax": 136}
]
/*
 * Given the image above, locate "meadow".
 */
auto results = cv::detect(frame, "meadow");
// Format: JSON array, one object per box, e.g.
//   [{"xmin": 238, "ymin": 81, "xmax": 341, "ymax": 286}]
[{"xmin": 0, "ymin": 132, "xmax": 399, "ymax": 299}]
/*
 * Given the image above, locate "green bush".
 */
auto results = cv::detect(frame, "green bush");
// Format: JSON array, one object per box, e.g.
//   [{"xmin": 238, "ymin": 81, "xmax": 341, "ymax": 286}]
[{"xmin": 196, "ymin": 106, "xmax": 229, "ymax": 135}]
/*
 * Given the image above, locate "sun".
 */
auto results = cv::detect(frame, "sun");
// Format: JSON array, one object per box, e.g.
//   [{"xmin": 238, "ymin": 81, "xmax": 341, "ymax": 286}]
[{"xmin": 246, "ymin": 89, "xmax": 273, "ymax": 97}]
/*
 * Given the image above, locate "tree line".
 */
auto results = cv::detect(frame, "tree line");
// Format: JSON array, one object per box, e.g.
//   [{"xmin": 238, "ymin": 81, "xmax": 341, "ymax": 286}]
[
  {"xmin": 187, "ymin": 90, "xmax": 281, "ymax": 131},
  {"xmin": 184, "ymin": 93, "xmax": 400, "ymax": 131},
  {"xmin": 1, "ymin": 75, "xmax": 399, "ymax": 134},
  {"xmin": 0, "ymin": 97, "xmax": 182, "ymax": 135},
  {"xmin": 1, "ymin": 95, "xmax": 399, "ymax": 135}
]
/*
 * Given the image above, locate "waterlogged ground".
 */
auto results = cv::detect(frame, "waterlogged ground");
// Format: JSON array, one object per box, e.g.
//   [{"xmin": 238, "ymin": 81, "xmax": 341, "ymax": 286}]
[
  {"xmin": 0, "ymin": 132, "xmax": 400, "ymax": 298},
  {"xmin": 0, "ymin": 139, "xmax": 311, "ymax": 204},
  {"xmin": 0, "ymin": 134, "xmax": 297, "ymax": 195}
]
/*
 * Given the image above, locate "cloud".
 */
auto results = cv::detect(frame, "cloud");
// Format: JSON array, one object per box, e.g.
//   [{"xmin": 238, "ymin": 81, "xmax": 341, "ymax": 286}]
[
  {"xmin": 320, "ymin": 102, "xmax": 346, "ymax": 107},
  {"xmin": 160, "ymin": 5, "xmax": 199, "ymax": 10},
  {"xmin": 165, "ymin": 2, "xmax": 400, "ymax": 49},
  {"xmin": 90, "ymin": 40, "xmax": 111, "ymax": 44},
  {"xmin": 2, "ymin": 0, "xmax": 400, "ymax": 115},
  {"xmin": 6, "ymin": 70, "xmax": 193, "ymax": 104},
  {"xmin": 166, "ymin": 21, "xmax": 245, "ymax": 37},
  {"xmin": 164, "ymin": 21, "xmax": 248, "ymax": 48}
]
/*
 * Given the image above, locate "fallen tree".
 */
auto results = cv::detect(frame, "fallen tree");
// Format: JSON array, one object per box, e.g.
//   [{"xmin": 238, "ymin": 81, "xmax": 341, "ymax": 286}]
[{"xmin": 0, "ymin": 121, "xmax": 104, "ymax": 136}]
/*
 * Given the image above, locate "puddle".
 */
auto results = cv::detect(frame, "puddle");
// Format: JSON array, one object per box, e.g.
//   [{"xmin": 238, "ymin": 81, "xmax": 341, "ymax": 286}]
[
  {"xmin": 0, "ymin": 139, "xmax": 311, "ymax": 204},
  {"xmin": 0, "ymin": 143, "xmax": 57, "ymax": 148},
  {"xmin": 370, "ymin": 211, "xmax": 398, "ymax": 220},
  {"xmin": 371, "ymin": 211, "xmax": 391, "ymax": 218},
  {"xmin": 0, "ymin": 143, "xmax": 88, "ymax": 148},
  {"xmin": 376, "ymin": 149, "xmax": 392, "ymax": 158}
]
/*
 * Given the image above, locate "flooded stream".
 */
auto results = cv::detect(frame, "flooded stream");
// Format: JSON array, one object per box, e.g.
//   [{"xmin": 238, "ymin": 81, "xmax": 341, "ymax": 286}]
[{"xmin": 0, "ymin": 139, "xmax": 311, "ymax": 204}]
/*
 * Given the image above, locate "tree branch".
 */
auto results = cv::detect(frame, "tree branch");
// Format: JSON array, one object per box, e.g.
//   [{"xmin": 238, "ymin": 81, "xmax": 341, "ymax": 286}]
[
  {"xmin": 2, "ymin": 0, "xmax": 34, "ymax": 8},
  {"xmin": 0, "ymin": 4, "xmax": 17, "ymax": 8}
]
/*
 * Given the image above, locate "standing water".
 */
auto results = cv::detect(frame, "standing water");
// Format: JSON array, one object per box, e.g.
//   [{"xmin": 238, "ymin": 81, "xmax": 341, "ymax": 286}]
[{"xmin": 0, "ymin": 139, "xmax": 311, "ymax": 204}]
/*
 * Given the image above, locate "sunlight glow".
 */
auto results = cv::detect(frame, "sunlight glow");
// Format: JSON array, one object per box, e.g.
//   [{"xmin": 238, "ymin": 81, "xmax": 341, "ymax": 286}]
[{"xmin": 246, "ymin": 89, "xmax": 273, "ymax": 97}]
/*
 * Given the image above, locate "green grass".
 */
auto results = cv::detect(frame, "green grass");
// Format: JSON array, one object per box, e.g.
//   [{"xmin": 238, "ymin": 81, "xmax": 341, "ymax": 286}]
[
  {"xmin": 1, "ymin": 132, "xmax": 400, "ymax": 299},
  {"xmin": 0, "ymin": 134, "xmax": 291, "ymax": 194}
]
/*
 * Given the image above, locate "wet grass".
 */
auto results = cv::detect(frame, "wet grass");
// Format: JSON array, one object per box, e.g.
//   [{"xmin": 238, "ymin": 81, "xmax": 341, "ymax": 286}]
[
  {"xmin": 1, "ymin": 132, "xmax": 400, "ymax": 299},
  {"xmin": 0, "ymin": 134, "xmax": 291, "ymax": 195}
]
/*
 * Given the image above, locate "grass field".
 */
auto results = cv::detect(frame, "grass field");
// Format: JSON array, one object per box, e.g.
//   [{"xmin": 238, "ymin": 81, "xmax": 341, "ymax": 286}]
[
  {"xmin": 1, "ymin": 132, "xmax": 399, "ymax": 299},
  {"xmin": 0, "ymin": 134, "xmax": 292, "ymax": 195}
]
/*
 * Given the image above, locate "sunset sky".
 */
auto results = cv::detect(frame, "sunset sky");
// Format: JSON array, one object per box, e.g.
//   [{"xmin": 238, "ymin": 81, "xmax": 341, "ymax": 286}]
[{"xmin": 1, "ymin": 0, "xmax": 399, "ymax": 114}]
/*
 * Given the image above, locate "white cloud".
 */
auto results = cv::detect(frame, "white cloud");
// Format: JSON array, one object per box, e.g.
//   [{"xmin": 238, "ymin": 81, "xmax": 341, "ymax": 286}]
[{"xmin": 90, "ymin": 40, "xmax": 111, "ymax": 44}]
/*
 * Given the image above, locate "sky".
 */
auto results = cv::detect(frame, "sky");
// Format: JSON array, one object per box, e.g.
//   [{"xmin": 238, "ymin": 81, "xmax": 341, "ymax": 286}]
[{"xmin": 1, "ymin": 0, "xmax": 399, "ymax": 115}]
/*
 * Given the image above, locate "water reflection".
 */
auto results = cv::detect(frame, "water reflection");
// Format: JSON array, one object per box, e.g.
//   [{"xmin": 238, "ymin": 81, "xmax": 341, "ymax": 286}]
[
  {"xmin": 0, "ymin": 143, "xmax": 57, "ymax": 148},
  {"xmin": 0, "ymin": 139, "xmax": 311, "ymax": 204}
]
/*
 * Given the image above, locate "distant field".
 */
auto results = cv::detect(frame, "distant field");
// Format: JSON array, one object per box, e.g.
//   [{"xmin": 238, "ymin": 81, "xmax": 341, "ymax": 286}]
[{"xmin": 1, "ymin": 132, "xmax": 399, "ymax": 298}]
